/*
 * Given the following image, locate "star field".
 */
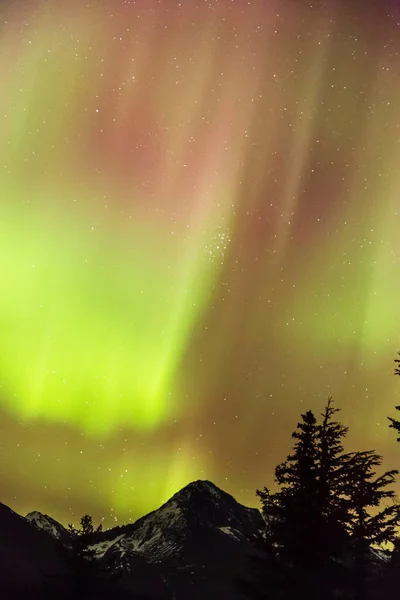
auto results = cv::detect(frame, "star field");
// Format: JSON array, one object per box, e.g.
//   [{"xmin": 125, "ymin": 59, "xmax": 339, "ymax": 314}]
[{"xmin": 1, "ymin": 0, "xmax": 400, "ymax": 527}]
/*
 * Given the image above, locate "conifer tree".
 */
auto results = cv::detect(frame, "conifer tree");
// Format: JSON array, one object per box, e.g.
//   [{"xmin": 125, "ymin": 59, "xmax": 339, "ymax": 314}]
[
  {"xmin": 257, "ymin": 410, "xmax": 325, "ymax": 599},
  {"xmin": 68, "ymin": 514, "xmax": 102, "ymax": 561},
  {"xmin": 67, "ymin": 514, "xmax": 103, "ymax": 599},
  {"xmin": 257, "ymin": 399, "xmax": 398, "ymax": 599},
  {"xmin": 388, "ymin": 353, "xmax": 400, "ymax": 439},
  {"xmin": 343, "ymin": 450, "xmax": 400, "ymax": 600},
  {"xmin": 317, "ymin": 398, "xmax": 349, "ymax": 518},
  {"xmin": 314, "ymin": 399, "xmax": 355, "ymax": 593},
  {"xmin": 42, "ymin": 515, "xmax": 104, "ymax": 600},
  {"xmin": 256, "ymin": 394, "xmax": 400, "ymax": 600},
  {"xmin": 382, "ymin": 353, "xmax": 400, "ymax": 599}
]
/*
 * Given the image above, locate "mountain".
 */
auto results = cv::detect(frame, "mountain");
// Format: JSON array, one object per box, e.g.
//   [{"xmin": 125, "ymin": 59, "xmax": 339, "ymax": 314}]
[
  {"xmin": 90, "ymin": 480, "xmax": 265, "ymax": 599},
  {"xmin": 1, "ymin": 480, "xmax": 265, "ymax": 600},
  {"xmin": 0, "ymin": 502, "xmax": 70, "ymax": 600},
  {"xmin": 90, "ymin": 480, "xmax": 263, "ymax": 560},
  {"xmin": 25, "ymin": 510, "xmax": 72, "ymax": 544}
]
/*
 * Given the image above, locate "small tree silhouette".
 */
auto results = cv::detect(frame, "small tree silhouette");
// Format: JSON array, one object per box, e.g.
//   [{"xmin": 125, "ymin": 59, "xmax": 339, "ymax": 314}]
[
  {"xmin": 67, "ymin": 515, "xmax": 103, "ymax": 598},
  {"xmin": 68, "ymin": 514, "xmax": 102, "ymax": 560}
]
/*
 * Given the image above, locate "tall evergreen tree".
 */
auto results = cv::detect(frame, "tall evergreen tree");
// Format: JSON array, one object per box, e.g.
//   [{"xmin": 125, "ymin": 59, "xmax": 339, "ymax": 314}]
[
  {"xmin": 343, "ymin": 450, "xmax": 400, "ymax": 600},
  {"xmin": 257, "ymin": 410, "xmax": 328, "ymax": 600},
  {"xmin": 388, "ymin": 352, "xmax": 400, "ymax": 439},
  {"xmin": 382, "ymin": 353, "xmax": 400, "ymax": 599},
  {"xmin": 257, "ymin": 398, "xmax": 400, "ymax": 600},
  {"xmin": 317, "ymin": 398, "xmax": 349, "ymax": 516},
  {"xmin": 314, "ymin": 399, "xmax": 355, "ymax": 593}
]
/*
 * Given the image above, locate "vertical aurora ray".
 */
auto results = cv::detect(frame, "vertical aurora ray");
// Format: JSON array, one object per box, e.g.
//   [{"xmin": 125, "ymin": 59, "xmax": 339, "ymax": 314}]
[
  {"xmin": 0, "ymin": 2, "xmax": 246, "ymax": 436},
  {"xmin": 0, "ymin": 167, "xmax": 236, "ymax": 435},
  {"xmin": 1, "ymin": 0, "xmax": 400, "ymax": 525}
]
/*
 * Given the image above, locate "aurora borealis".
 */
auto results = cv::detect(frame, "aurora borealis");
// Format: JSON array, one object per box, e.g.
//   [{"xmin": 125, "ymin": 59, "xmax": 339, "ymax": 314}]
[{"xmin": 1, "ymin": 0, "xmax": 400, "ymax": 527}]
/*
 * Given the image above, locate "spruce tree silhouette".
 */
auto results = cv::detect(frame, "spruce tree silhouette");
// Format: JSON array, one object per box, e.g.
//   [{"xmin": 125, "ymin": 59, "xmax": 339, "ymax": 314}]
[
  {"xmin": 317, "ymin": 399, "xmax": 349, "ymax": 520},
  {"xmin": 257, "ymin": 410, "xmax": 323, "ymax": 600},
  {"xmin": 343, "ymin": 450, "xmax": 400, "ymax": 600},
  {"xmin": 383, "ymin": 352, "xmax": 400, "ymax": 599},
  {"xmin": 68, "ymin": 514, "xmax": 102, "ymax": 558},
  {"xmin": 254, "ymin": 398, "xmax": 399, "ymax": 600},
  {"xmin": 388, "ymin": 353, "xmax": 400, "ymax": 439},
  {"xmin": 314, "ymin": 399, "xmax": 354, "ymax": 594},
  {"xmin": 40, "ymin": 514, "xmax": 105, "ymax": 599}
]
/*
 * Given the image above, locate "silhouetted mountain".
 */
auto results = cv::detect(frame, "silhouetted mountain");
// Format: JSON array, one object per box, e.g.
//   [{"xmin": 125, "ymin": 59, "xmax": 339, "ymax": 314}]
[
  {"xmin": 1, "ymin": 480, "xmax": 265, "ymax": 600},
  {"xmin": 90, "ymin": 480, "xmax": 265, "ymax": 599},
  {"xmin": 0, "ymin": 502, "xmax": 71, "ymax": 599},
  {"xmin": 90, "ymin": 480, "xmax": 263, "ymax": 560},
  {"xmin": 25, "ymin": 510, "xmax": 72, "ymax": 544}
]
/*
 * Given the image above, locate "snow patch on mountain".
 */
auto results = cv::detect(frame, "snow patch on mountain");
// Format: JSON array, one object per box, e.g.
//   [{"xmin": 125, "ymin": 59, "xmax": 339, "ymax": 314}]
[
  {"xmin": 87, "ymin": 534, "xmax": 125, "ymax": 558},
  {"xmin": 25, "ymin": 510, "xmax": 70, "ymax": 541},
  {"xmin": 123, "ymin": 499, "xmax": 184, "ymax": 561},
  {"xmin": 218, "ymin": 526, "xmax": 243, "ymax": 541}
]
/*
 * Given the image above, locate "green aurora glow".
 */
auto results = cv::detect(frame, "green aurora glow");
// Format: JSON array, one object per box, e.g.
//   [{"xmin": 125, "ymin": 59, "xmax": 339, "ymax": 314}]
[{"xmin": 1, "ymin": 0, "xmax": 400, "ymax": 526}]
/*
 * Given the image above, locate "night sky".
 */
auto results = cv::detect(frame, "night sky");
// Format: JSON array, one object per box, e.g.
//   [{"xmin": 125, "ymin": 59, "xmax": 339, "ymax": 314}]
[{"xmin": 1, "ymin": 0, "xmax": 400, "ymax": 528}]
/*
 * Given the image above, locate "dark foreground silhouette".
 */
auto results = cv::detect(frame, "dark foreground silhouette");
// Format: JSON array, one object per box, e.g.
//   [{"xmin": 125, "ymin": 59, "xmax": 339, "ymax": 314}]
[{"xmin": 2, "ymin": 355, "xmax": 400, "ymax": 600}]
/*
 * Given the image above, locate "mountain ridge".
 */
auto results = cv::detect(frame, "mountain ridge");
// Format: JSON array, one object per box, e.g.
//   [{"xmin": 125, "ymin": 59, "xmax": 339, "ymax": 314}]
[{"xmin": 1, "ymin": 479, "xmax": 264, "ymax": 600}]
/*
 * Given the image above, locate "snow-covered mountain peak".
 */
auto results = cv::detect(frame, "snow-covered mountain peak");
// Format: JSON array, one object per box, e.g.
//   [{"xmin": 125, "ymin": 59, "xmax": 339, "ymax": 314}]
[
  {"xmin": 25, "ymin": 510, "xmax": 71, "ymax": 541},
  {"xmin": 85, "ymin": 480, "xmax": 263, "ymax": 568}
]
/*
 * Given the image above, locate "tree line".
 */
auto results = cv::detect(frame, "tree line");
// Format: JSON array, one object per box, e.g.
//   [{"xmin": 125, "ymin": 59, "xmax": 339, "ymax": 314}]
[{"xmin": 240, "ymin": 353, "xmax": 400, "ymax": 600}]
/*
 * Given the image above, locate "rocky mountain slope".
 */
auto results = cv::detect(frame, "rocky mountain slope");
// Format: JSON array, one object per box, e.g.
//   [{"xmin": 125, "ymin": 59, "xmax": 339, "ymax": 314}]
[
  {"xmin": 1, "ymin": 480, "xmax": 265, "ymax": 600},
  {"xmin": 25, "ymin": 510, "xmax": 72, "ymax": 544},
  {"xmin": 0, "ymin": 502, "xmax": 71, "ymax": 599}
]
